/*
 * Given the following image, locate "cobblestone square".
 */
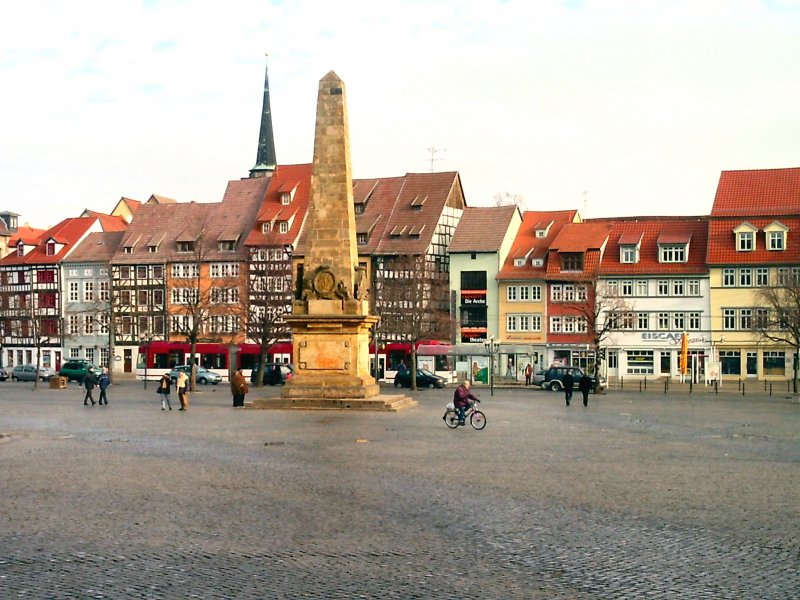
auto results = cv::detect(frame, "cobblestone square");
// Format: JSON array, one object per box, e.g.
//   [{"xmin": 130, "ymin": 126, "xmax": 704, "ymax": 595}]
[{"xmin": 1, "ymin": 381, "xmax": 798, "ymax": 598}]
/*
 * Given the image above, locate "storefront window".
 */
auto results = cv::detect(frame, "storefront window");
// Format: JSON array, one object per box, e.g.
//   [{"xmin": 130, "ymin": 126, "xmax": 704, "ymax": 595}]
[
  {"xmin": 627, "ymin": 350, "xmax": 654, "ymax": 374},
  {"xmin": 721, "ymin": 351, "xmax": 740, "ymax": 375},
  {"xmin": 762, "ymin": 351, "xmax": 785, "ymax": 376},
  {"xmin": 746, "ymin": 351, "xmax": 757, "ymax": 375}
]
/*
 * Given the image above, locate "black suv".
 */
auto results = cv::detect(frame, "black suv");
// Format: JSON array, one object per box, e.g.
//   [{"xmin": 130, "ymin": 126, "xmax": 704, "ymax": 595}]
[
  {"xmin": 538, "ymin": 366, "xmax": 606, "ymax": 392},
  {"xmin": 59, "ymin": 360, "xmax": 100, "ymax": 383}
]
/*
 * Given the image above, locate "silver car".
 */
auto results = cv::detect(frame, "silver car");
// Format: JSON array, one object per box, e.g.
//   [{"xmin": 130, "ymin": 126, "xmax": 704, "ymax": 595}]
[{"xmin": 11, "ymin": 364, "xmax": 57, "ymax": 382}]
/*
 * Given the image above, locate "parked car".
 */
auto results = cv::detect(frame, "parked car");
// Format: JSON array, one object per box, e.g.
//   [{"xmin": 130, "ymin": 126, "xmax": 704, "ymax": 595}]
[
  {"xmin": 394, "ymin": 368, "xmax": 446, "ymax": 389},
  {"xmin": 531, "ymin": 370, "xmax": 547, "ymax": 387},
  {"xmin": 0, "ymin": 367, "xmax": 8, "ymax": 381},
  {"xmin": 250, "ymin": 363, "xmax": 294, "ymax": 385},
  {"xmin": 538, "ymin": 366, "xmax": 606, "ymax": 393},
  {"xmin": 168, "ymin": 365, "xmax": 222, "ymax": 385},
  {"xmin": 59, "ymin": 359, "xmax": 100, "ymax": 383},
  {"xmin": 12, "ymin": 364, "xmax": 57, "ymax": 382}
]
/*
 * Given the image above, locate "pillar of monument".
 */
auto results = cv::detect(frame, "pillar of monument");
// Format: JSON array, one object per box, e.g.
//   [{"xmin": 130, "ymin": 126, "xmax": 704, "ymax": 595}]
[{"xmin": 282, "ymin": 71, "xmax": 379, "ymax": 401}]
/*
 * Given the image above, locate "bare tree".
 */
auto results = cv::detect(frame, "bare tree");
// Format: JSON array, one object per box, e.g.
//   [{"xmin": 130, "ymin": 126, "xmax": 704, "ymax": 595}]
[
  {"xmin": 493, "ymin": 192, "xmax": 524, "ymax": 208},
  {"xmin": 559, "ymin": 278, "xmax": 632, "ymax": 391},
  {"xmin": 752, "ymin": 275, "xmax": 800, "ymax": 393},
  {"xmin": 374, "ymin": 254, "xmax": 451, "ymax": 390},
  {"xmin": 246, "ymin": 244, "xmax": 292, "ymax": 387},
  {"xmin": 170, "ymin": 224, "xmax": 248, "ymax": 391}
]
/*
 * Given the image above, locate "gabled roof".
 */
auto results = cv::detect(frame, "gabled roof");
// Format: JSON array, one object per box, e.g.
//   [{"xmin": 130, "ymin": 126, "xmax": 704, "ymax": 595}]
[
  {"xmin": 112, "ymin": 186, "xmax": 263, "ymax": 265},
  {"xmin": 371, "ymin": 171, "xmax": 465, "ymax": 256},
  {"xmin": 711, "ymin": 167, "xmax": 800, "ymax": 217},
  {"xmin": 147, "ymin": 194, "xmax": 178, "ymax": 204},
  {"xmin": 0, "ymin": 218, "xmax": 98, "ymax": 266},
  {"xmin": 9, "ymin": 225, "xmax": 46, "ymax": 246},
  {"xmin": 449, "ymin": 205, "xmax": 520, "ymax": 253},
  {"xmin": 244, "ymin": 164, "xmax": 306, "ymax": 247},
  {"xmin": 80, "ymin": 210, "xmax": 128, "ymax": 232},
  {"xmin": 292, "ymin": 170, "xmax": 466, "ymax": 257},
  {"xmin": 545, "ymin": 221, "xmax": 611, "ymax": 280},
  {"xmin": 594, "ymin": 216, "xmax": 709, "ymax": 276},
  {"xmin": 65, "ymin": 231, "xmax": 125, "ymax": 263},
  {"xmin": 496, "ymin": 209, "xmax": 578, "ymax": 280}
]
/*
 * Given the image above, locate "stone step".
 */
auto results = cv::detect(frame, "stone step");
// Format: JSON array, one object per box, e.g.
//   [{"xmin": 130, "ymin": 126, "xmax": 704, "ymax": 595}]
[{"xmin": 247, "ymin": 394, "xmax": 418, "ymax": 412}]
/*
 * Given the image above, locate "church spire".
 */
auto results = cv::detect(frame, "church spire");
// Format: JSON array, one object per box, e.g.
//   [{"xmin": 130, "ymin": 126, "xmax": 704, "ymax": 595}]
[{"xmin": 249, "ymin": 54, "xmax": 277, "ymax": 178}]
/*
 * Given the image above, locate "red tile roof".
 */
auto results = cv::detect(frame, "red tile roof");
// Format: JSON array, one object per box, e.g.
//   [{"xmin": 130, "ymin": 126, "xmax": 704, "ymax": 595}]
[
  {"xmin": 549, "ymin": 222, "xmax": 610, "ymax": 253},
  {"xmin": 81, "ymin": 210, "xmax": 128, "ymax": 232},
  {"xmin": 1, "ymin": 218, "xmax": 98, "ymax": 266},
  {"xmin": 706, "ymin": 216, "xmax": 800, "ymax": 264},
  {"xmin": 711, "ymin": 167, "xmax": 800, "ymax": 217},
  {"xmin": 496, "ymin": 210, "xmax": 578, "ymax": 280},
  {"xmin": 244, "ymin": 165, "xmax": 307, "ymax": 247},
  {"xmin": 449, "ymin": 205, "xmax": 520, "ymax": 253},
  {"xmin": 594, "ymin": 216, "xmax": 709, "ymax": 275}
]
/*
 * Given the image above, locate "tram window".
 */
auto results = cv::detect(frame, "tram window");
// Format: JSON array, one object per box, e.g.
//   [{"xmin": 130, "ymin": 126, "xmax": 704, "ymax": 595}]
[
  {"xmin": 201, "ymin": 353, "xmax": 226, "ymax": 369},
  {"xmin": 239, "ymin": 354, "xmax": 257, "ymax": 370},
  {"xmin": 153, "ymin": 353, "xmax": 174, "ymax": 369}
]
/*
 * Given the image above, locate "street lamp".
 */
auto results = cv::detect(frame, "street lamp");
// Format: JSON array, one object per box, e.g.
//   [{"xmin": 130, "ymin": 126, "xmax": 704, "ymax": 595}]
[
  {"xmin": 484, "ymin": 336, "xmax": 499, "ymax": 397},
  {"xmin": 141, "ymin": 332, "xmax": 153, "ymax": 390}
]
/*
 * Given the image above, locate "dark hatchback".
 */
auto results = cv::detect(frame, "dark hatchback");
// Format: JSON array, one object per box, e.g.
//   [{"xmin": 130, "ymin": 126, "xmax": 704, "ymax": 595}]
[
  {"xmin": 251, "ymin": 363, "xmax": 294, "ymax": 385},
  {"xmin": 394, "ymin": 368, "xmax": 446, "ymax": 389}
]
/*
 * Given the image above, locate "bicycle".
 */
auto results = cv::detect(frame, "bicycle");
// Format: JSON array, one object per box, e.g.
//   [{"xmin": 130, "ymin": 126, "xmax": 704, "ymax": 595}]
[{"xmin": 443, "ymin": 400, "xmax": 486, "ymax": 430}]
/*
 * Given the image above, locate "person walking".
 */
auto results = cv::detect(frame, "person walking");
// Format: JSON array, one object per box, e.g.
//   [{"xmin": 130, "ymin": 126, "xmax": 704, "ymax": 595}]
[
  {"xmin": 524, "ymin": 363, "xmax": 533, "ymax": 386},
  {"xmin": 97, "ymin": 368, "xmax": 110, "ymax": 405},
  {"xmin": 563, "ymin": 370, "xmax": 575, "ymax": 406},
  {"xmin": 230, "ymin": 369, "xmax": 249, "ymax": 408},
  {"xmin": 578, "ymin": 372, "xmax": 593, "ymax": 407},
  {"xmin": 176, "ymin": 370, "xmax": 189, "ymax": 411},
  {"xmin": 157, "ymin": 372, "xmax": 172, "ymax": 411},
  {"xmin": 83, "ymin": 370, "xmax": 97, "ymax": 406}
]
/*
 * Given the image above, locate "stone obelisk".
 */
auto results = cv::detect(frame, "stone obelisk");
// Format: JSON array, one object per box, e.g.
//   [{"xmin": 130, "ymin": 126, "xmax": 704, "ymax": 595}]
[{"xmin": 275, "ymin": 71, "xmax": 411, "ymax": 409}]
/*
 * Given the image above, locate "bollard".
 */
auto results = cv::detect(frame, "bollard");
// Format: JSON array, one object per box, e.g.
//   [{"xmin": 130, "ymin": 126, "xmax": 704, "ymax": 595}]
[
  {"xmin": 742, "ymin": 381, "xmax": 745, "ymax": 396},
  {"xmin": 738, "ymin": 378, "xmax": 742, "ymax": 392},
  {"xmin": 664, "ymin": 380, "xmax": 668, "ymax": 394},
  {"xmin": 689, "ymin": 379, "xmax": 693, "ymax": 394},
  {"xmin": 639, "ymin": 380, "xmax": 642, "ymax": 393},
  {"xmin": 714, "ymin": 380, "xmax": 718, "ymax": 395},
  {"xmin": 764, "ymin": 379, "xmax": 768, "ymax": 392},
  {"xmin": 644, "ymin": 377, "xmax": 647, "ymax": 390},
  {"xmin": 620, "ymin": 377, "xmax": 624, "ymax": 390},
  {"xmin": 769, "ymin": 383, "xmax": 773, "ymax": 397}
]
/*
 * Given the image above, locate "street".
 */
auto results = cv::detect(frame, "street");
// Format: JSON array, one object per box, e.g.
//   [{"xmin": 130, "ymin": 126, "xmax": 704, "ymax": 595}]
[{"xmin": 1, "ymin": 380, "xmax": 798, "ymax": 598}]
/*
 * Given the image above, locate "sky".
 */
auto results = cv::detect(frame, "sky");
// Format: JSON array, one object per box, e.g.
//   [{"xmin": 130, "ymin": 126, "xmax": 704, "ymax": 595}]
[{"xmin": 1, "ymin": 0, "xmax": 799, "ymax": 229}]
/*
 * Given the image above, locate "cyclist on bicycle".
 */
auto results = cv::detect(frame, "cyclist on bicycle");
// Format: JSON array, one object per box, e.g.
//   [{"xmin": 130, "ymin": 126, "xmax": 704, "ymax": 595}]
[{"xmin": 453, "ymin": 380, "xmax": 479, "ymax": 425}]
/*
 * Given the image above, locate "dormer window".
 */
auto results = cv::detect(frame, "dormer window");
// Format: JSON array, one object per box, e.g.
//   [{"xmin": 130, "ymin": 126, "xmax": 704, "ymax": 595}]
[
  {"xmin": 659, "ymin": 244, "xmax": 687, "ymax": 263},
  {"xmin": 16, "ymin": 241, "xmax": 24, "ymax": 257},
  {"xmin": 357, "ymin": 233, "xmax": 368, "ymax": 245},
  {"xmin": 123, "ymin": 246, "xmax": 134, "ymax": 254},
  {"xmin": 764, "ymin": 221, "xmax": 788, "ymax": 251},
  {"xmin": 536, "ymin": 230, "xmax": 546, "ymax": 238},
  {"xmin": 148, "ymin": 245, "xmax": 158, "ymax": 253},
  {"xmin": 410, "ymin": 196, "xmax": 427, "ymax": 211},
  {"xmin": 281, "ymin": 192, "xmax": 291, "ymax": 205},
  {"xmin": 620, "ymin": 245, "xmax": 638, "ymax": 264},
  {"xmin": 218, "ymin": 241, "xmax": 235, "ymax": 251},
  {"xmin": 261, "ymin": 222, "xmax": 271, "ymax": 234},
  {"xmin": 532, "ymin": 258, "xmax": 544, "ymax": 267},
  {"xmin": 737, "ymin": 231, "xmax": 754, "ymax": 251},
  {"xmin": 355, "ymin": 203, "xmax": 365, "ymax": 215},
  {"xmin": 279, "ymin": 222, "xmax": 289, "ymax": 234},
  {"xmin": 514, "ymin": 258, "xmax": 525, "ymax": 267},
  {"xmin": 46, "ymin": 241, "xmax": 56, "ymax": 256},
  {"xmin": 561, "ymin": 253, "xmax": 583, "ymax": 271},
  {"xmin": 177, "ymin": 241, "xmax": 195, "ymax": 253}
]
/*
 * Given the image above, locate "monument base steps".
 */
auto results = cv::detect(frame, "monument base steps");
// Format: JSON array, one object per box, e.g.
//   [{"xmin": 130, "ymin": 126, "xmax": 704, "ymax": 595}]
[{"xmin": 246, "ymin": 394, "xmax": 417, "ymax": 412}]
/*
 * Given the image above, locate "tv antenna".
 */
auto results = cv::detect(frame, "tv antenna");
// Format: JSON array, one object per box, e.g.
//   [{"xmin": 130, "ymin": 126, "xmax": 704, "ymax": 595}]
[{"xmin": 427, "ymin": 147, "xmax": 446, "ymax": 172}]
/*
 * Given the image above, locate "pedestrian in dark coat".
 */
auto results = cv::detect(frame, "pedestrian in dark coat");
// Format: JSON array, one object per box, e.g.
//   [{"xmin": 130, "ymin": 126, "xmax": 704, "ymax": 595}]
[
  {"xmin": 578, "ymin": 373, "xmax": 593, "ymax": 407},
  {"xmin": 83, "ymin": 371, "xmax": 97, "ymax": 406},
  {"xmin": 158, "ymin": 373, "xmax": 172, "ymax": 411},
  {"xmin": 563, "ymin": 370, "xmax": 575, "ymax": 406},
  {"xmin": 97, "ymin": 369, "xmax": 110, "ymax": 405}
]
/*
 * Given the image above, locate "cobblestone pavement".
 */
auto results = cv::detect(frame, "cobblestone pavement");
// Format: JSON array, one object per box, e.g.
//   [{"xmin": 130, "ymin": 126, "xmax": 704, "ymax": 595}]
[{"xmin": 0, "ymin": 380, "xmax": 798, "ymax": 599}]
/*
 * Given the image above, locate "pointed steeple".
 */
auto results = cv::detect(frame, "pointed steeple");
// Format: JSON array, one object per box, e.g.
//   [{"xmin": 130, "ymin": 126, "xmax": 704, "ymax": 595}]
[{"xmin": 249, "ymin": 54, "xmax": 277, "ymax": 178}]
